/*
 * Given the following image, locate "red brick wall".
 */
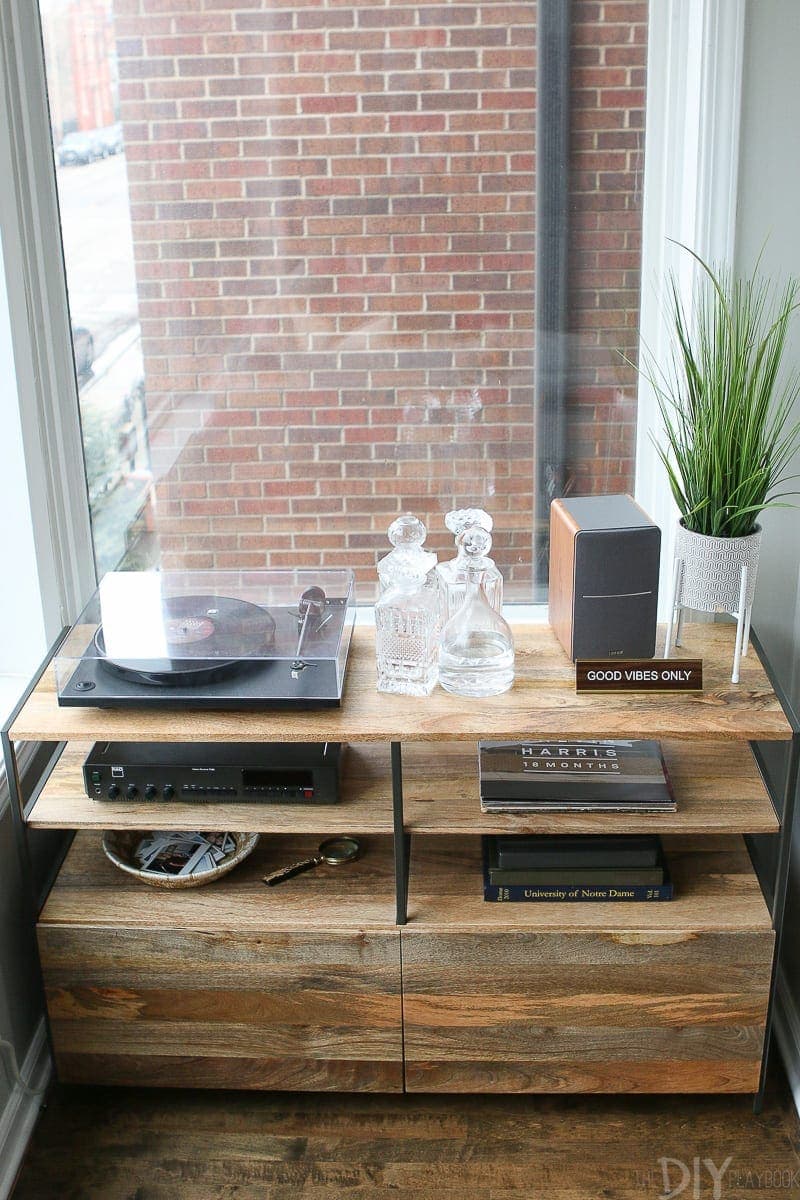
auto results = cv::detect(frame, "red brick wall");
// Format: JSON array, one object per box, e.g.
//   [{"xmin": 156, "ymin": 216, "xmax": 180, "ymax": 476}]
[{"xmin": 112, "ymin": 0, "xmax": 646, "ymax": 599}]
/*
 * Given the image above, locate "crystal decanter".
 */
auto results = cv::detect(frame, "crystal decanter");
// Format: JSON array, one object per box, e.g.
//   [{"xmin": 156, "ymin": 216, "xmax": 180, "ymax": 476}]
[
  {"xmin": 375, "ymin": 515, "xmax": 439, "ymax": 696},
  {"xmin": 438, "ymin": 527, "xmax": 514, "ymax": 697},
  {"xmin": 375, "ymin": 556, "xmax": 439, "ymax": 696},
  {"xmin": 436, "ymin": 507, "xmax": 503, "ymax": 624}
]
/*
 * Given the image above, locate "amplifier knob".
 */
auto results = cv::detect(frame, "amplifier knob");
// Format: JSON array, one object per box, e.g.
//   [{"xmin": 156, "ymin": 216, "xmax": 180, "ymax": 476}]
[
  {"xmin": 126, "ymin": 784, "xmax": 138, "ymax": 799},
  {"xmin": 162, "ymin": 784, "xmax": 175, "ymax": 800},
  {"xmin": 145, "ymin": 785, "xmax": 158, "ymax": 800},
  {"xmin": 107, "ymin": 784, "xmax": 120, "ymax": 799}
]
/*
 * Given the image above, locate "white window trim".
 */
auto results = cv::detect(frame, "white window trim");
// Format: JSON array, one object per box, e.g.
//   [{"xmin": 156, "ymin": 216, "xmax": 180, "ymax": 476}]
[
  {"xmin": 635, "ymin": 0, "xmax": 746, "ymax": 618},
  {"xmin": 0, "ymin": 2, "xmax": 96, "ymax": 636},
  {"xmin": 0, "ymin": 225, "xmax": 46, "ymax": 695}
]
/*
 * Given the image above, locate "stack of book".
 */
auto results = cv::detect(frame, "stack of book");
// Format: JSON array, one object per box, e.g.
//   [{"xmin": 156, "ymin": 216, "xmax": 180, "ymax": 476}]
[
  {"xmin": 483, "ymin": 834, "xmax": 673, "ymax": 902},
  {"xmin": 479, "ymin": 738, "xmax": 676, "ymax": 814}
]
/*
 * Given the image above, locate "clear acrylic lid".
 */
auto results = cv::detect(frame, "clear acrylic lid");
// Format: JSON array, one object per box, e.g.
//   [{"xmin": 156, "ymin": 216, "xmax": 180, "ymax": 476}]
[{"xmin": 55, "ymin": 569, "xmax": 355, "ymax": 693}]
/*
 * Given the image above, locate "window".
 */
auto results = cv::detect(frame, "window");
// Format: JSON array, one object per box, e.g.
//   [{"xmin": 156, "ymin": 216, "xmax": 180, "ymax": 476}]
[{"xmin": 38, "ymin": 0, "xmax": 647, "ymax": 600}]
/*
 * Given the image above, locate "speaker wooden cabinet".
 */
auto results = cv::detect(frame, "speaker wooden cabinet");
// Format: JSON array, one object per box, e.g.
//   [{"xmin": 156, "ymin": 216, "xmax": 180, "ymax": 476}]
[
  {"xmin": 5, "ymin": 623, "xmax": 793, "ymax": 1101},
  {"xmin": 549, "ymin": 494, "xmax": 661, "ymax": 660}
]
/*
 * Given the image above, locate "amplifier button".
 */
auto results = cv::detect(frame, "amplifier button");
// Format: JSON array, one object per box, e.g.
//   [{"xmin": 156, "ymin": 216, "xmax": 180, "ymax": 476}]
[
  {"xmin": 126, "ymin": 784, "xmax": 138, "ymax": 799},
  {"xmin": 145, "ymin": 785, "xmax": 158, "ymax": 800},
  {"xmin": 162, "ymin": 784, "xmax": 175, "ymax": 799},
  {"xmin": 107, "ymin": 784, "xmax": 120, "ymax": 799}
]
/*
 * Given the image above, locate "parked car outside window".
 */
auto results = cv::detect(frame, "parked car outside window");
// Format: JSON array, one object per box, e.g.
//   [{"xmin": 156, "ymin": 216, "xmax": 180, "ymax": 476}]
[
  {"xmin": 57, "ymin": 131, "xmax": 98, "ymax": 166},
  {"xmin": 92, "ymin": 124, "xmax": 123, "ymax": 158}
]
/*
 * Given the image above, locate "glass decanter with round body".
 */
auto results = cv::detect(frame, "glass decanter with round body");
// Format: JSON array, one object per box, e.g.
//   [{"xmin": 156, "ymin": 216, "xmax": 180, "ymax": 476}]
[
  {"xmin": 436, "ymin": 507, "xmax": 503, "ymax": 624},
  {"xmin": 438, "ymin": 527, "xmax": 514, "ymax": 697},
  {"xmin": 377, "ymin": 513, "xmax": 437, "ymax": 597},
  {"xmin": 375, "ymin": 560, "xmax": 439, "ymax": 697}
]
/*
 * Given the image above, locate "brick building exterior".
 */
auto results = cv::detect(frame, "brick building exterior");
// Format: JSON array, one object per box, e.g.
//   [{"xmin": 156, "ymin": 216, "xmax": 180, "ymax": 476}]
[{"xmin": 112, "ymin": 0, "xmax": 646, "ymax": 598}]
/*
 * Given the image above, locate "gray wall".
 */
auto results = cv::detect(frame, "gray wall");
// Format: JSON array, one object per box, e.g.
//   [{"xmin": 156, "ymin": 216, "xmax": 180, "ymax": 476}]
[{"xmin": 736, "ymin": 0, "xmax": 800, "ymax": 997}]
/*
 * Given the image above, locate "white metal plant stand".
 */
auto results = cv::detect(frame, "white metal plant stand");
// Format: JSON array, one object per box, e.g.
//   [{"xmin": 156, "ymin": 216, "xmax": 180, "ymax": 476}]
[{"xmin": 663, "ymin": 524, "xmax": 762, "ymax": 684}]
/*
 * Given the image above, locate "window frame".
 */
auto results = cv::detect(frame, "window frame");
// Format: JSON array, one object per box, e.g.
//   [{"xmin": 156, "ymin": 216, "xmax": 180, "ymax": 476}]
[
  {"xmin": 0, "ymin": 0, "xmax": 746, "ymax": 633},
  {"xmin": 634, "ymin": 0, "xmax": 746, "ymax": 616},
  {"xmin": 0, "ymin": 0, "xmax": 96, "ymax": 638}
]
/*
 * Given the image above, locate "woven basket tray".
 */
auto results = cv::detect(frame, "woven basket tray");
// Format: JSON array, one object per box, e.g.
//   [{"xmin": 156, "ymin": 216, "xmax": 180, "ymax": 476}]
[{"xmin": 102, "ymin": 830, "xmax": 260, "ymax": 889}]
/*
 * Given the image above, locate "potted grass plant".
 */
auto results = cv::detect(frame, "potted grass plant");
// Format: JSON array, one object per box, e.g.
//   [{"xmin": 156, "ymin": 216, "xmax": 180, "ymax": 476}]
[{"xmin": 648, "ymin": 246, "xmax": 800, "ymax": 680}]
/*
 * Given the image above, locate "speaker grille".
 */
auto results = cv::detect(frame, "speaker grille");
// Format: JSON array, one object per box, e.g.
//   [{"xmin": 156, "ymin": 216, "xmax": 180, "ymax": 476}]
[{"xmin": 573, "ymin": 528, "xmax": 660, "ymax": 658}]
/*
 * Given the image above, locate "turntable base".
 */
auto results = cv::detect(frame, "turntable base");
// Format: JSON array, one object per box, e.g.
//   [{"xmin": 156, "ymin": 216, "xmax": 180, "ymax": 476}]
[{"xmin": 59, "ymin": 636, "xmax": 345, "ymax": 708}]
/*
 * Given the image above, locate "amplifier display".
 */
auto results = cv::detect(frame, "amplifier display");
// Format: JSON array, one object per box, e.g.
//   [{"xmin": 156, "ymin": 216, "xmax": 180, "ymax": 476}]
[{"xmin": 83, "ymin": 741, "xmax": 342, "ymax": 805}]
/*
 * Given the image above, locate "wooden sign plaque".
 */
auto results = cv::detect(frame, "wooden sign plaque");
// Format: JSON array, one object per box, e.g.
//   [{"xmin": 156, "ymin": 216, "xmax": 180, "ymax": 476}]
[{"xmin": 576, "ymin": 659, "xmax": 703, "ymax": 694}]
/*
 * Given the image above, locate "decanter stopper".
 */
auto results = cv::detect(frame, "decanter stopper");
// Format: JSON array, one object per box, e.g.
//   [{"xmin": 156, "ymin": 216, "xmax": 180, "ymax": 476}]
[
  {"xmin": 437, "ymin": 508, "xmax": 503, "ymax": 623},
  {"xmin": 438, "ymin": 527, "xmax": 514, "ymax": 697},
  {"xmin": 377, "ymin": 513, "xmax": 437, "ymax": 594},
  {"xmin": 390, "ymin": 513, "xmax": 429, "ymax": 549},
  {"xmin": 444, "ymin": 508, "xmax": 493, "ymax": 538}
]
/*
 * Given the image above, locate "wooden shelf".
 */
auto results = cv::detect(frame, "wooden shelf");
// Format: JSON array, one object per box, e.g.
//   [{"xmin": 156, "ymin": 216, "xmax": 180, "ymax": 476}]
[
  {"xmin": 400, "ymin": 836, "xmax": 774, "ymax": 1095},
  {"xmin": 38, "ymin": 832, "xmax": 403, "ymax": 1093},
  {"xmin": 405, "ymin": 834, "xmax": 773, "ymax": 932},
  {"xmin": 27, "ymin": 738, "xmax": 777, "ymax": 835},
  {"xmin": 28, "ymin": 743, "xmax": 394, "ymax": 833},
  {"xmin": 402, "ymin": 740, "xmax": 779, "ymax": 835},
  {"xmin": 39, "ymin": 831, "xmax": 397, "ymax": 932},
  {"xmin": 10, "ymin": 622, "xmax": 792, "ymax": 744},
  {"xmin": 42, "ymin": 830, "xmax": 772, "ymax": 937}
]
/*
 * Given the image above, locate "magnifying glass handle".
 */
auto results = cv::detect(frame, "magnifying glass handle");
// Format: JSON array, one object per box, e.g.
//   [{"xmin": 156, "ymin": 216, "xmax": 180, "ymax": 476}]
[{"xmin": 263, "ymin": 854, "xmax": 322, "ymax": 887}]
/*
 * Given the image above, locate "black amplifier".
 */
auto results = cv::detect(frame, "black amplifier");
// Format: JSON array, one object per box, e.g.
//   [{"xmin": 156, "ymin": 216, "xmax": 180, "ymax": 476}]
[{"xmin": 83, "ymin": 742, "xmax": 342, "ymax": 804}]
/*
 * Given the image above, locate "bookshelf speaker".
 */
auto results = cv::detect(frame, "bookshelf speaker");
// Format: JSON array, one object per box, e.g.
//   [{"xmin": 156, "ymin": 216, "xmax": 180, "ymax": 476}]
[{"xmin": 549, "ymin": 494, "xmax": 661, "ymax": 661}]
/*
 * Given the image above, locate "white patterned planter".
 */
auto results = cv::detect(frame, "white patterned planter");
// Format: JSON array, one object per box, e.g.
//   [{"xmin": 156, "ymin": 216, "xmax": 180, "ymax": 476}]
[
  {"xmin": 674, "ymin": 523, "xmax": 761, "ymax": 612},
  {"xmin": 665, "ymin": 522, "xmax": 762, "ymax": 683}
]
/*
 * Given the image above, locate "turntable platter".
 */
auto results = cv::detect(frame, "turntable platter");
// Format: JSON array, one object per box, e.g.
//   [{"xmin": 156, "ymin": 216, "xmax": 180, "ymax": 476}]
[{"xmin": 95, "ymin": 594, "xmax": 277, "ymax": 687}]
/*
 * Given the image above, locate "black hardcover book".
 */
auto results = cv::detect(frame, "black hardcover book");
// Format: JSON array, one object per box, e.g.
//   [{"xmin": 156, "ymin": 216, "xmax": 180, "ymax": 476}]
[
  {"xmin": 486, "ymin": 840, "xmax": 665, "ymax": 886},
  {"xmin": 479, "ymin": 739, "xmax": 675, "ymax": 811},
  {"xmin": 482, "ymin": 838, "xmax": 673, "ymax": 902},
  {"xmin": 494, "ymin": 834, "xmax": 662, "ymax": 871}
]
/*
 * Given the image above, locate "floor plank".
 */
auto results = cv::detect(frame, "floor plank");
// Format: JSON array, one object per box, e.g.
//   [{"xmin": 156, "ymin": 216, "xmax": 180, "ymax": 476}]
[{"xmin": 12, "ymin": 1073, "xmax": 800, "ymax": 1199}]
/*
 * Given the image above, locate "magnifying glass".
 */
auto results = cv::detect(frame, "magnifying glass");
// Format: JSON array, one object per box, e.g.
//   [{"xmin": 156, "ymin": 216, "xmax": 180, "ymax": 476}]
[{"xmin": 262, "ymin": 836, "xmax": 361, "ymax": 887}]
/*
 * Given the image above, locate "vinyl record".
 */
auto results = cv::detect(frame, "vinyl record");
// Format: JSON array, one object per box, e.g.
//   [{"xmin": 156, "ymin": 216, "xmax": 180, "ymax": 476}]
[{"xmin": 95, "ymin": 594, "xmax": 277, "ymax": 687}]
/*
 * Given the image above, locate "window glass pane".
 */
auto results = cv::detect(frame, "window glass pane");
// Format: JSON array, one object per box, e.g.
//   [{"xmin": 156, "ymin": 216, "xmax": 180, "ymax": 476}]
[{"xmin": 40, "ymin": 0, "xmax": 646, "ymax": 600}]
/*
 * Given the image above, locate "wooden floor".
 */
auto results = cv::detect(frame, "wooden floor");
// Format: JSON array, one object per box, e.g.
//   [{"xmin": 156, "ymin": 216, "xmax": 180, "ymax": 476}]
[{"xmin": 13, "ymin": 1076, "xmax": 800, "ymax": 1199}]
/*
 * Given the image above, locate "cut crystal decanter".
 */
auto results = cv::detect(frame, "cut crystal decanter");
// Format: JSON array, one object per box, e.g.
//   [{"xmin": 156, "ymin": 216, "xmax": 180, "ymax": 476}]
[
  {"xmin": 375, "ymin": 517, "xmax": 439, "ymax": 697},
  {"xmin": 438, "ymin": 527, "xmax": 514, "ymax": 697},
  {"xmin": 437, "ymin": 507, "xmax": 503, "ymax": 624}
]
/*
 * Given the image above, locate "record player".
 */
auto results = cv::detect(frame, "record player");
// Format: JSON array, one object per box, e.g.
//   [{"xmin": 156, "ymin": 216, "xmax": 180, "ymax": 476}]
[{"xmin": 55, "ymin": 569, "xmax": 356, "ymax": 709}]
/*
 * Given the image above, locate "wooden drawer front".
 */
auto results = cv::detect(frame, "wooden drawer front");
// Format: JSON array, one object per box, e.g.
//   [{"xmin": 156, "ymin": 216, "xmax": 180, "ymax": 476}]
[
  {"xmin": 39, "ymin": 927, "xmax": 403, "ymax": 1092},
  {"xmin": 401, "ymin": 930, "xmax": 774, "ymax": 1094}
]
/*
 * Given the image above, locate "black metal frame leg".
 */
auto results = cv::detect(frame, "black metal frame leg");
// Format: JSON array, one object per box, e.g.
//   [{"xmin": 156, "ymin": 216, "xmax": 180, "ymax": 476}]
[
  {"xmin": 391, "ymin": 741, "xmax": 409, "ymax": 925},
  {"xmin": 753, "ymin": 729, "xmax": 800, "ymax": 1114},
  {"xmin": 746, "ymin": 628, "xmax": 800, "ymax": 1115},
  {"xmin": 1, "ymin": 628, "xmax": 73, "ymax": 1082}
]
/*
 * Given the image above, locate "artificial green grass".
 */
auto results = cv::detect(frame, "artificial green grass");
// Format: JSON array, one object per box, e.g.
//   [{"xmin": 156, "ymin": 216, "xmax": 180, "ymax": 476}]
[{"xmin": 648, "ymin": 247, "xmax": 800, "ymax": 538}]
